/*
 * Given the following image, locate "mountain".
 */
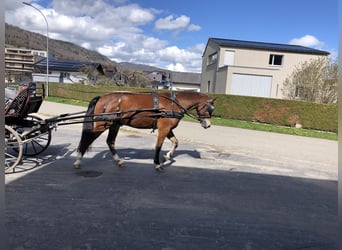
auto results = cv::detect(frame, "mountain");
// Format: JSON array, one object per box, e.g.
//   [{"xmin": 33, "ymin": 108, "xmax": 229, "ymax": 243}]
[
  {"xmin": 5, "ymin": 23, "xmax": 116, "ymax": 67},
  {"xmin": 118, "ymin": 62, "xmax": 169, "ymax": 72}
]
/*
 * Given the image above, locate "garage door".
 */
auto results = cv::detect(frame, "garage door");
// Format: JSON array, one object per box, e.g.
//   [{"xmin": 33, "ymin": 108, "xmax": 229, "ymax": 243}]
[{"xmin": 231, "ymin": 74, "xmax": 272, "ymax": 98}]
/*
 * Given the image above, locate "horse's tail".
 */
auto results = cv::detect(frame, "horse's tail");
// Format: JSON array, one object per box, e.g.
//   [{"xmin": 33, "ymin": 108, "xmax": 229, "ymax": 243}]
[
  {"xmin": 83, "ymin": 96, "xmax": 101, "ymax": 131},
  {"xmin": 77, "ymin": 96, "xmax": 101, "ymax": 154}
]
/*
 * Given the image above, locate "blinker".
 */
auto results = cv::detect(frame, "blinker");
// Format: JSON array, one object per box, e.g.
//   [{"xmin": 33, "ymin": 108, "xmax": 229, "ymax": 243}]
[{"xmin": 207, "ymin": 104, "xmax": 214, "ymax": 114}]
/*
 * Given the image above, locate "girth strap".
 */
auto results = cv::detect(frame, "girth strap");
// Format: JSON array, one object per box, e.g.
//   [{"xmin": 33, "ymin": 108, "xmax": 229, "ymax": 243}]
[
  {"xmin": 171, "ymin": 91, "xmax": 176, "ymax": 116},
  {"xmin": 151, "ymin": 91, "xmax": 159, "ymax": 109},
  {"xmin": 151, "ymin": 92, "xmax": 159, "ymax": 132}
]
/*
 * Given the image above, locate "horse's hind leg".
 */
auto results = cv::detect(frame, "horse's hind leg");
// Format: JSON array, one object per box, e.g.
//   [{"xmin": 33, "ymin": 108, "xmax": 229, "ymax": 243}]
[
  {"xmin": 163, "ymin": 130, "xmax": 178, "ymax": 162},
  {"xmin": 107, "ymin": 124, "xmax": 125, "ymax": 167},
  {"xmin": 73, "ymin": 130, "xmax": 103, "ymax": 169}
]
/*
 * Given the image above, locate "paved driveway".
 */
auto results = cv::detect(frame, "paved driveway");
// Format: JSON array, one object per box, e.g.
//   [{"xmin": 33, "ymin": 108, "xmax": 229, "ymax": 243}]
[{"xmin": 5, "ymin": 102, "xmax": 337, "ymax": 249}]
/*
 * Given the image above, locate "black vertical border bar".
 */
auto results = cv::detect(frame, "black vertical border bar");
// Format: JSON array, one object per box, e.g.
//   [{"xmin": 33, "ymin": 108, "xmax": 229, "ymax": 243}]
[
  {"xmin": 338, "ymin": 0, "xmax": 342, "ymax": 249},
  {"xmin": 0, "ymin": 0, "xmax": 6, "ymax": 248}
]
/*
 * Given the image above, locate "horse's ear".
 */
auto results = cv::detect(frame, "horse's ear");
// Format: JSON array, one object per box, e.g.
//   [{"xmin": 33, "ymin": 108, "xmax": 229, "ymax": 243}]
[{"xmin": 211, "ymin": 97, "xmax": 217, "ymax": 103}]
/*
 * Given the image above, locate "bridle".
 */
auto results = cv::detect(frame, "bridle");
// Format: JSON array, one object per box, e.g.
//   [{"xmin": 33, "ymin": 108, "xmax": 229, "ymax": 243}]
[
  {"xmin": 161, "ymin": 94, "xmax": 214, "ymax": 121},
  {"xmin": 195, "ymin": 99, "xmax": 215, "ymax": 120}
]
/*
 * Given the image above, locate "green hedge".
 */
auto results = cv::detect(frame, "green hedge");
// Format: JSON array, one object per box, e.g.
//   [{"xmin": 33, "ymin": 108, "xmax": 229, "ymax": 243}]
[
  {"xmin": 48, "ymin": 83, "xmax": 337, "ymax": 132},
  {"xmin": 210, "ymin": 94, "xmax": 337, "ymax": 132}
]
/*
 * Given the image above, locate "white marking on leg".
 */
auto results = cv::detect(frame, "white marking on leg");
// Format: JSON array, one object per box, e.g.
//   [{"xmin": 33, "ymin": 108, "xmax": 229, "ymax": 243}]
[
  {"xmin": 164, "ymin": 136, "xmax": 178, "ymax": 161},
  {"xmin": 73, "ymin": 152, "xmax": 82, "ymax": 169},
  {"xmin": 113, "ymin": 153, "xmax": 125, "ymax": 167}
]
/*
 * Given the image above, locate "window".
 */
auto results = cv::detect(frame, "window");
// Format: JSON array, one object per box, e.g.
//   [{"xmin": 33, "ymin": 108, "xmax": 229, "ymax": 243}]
[
  {"xmin": 269, "ymin": 54, "xmax": 283, "ymax": 66},
  {"xmin": 224, "ymin": 50, "xmax": 235, "ymax": 66},
  {"xmin": 61, "ymin": 72, "xmax": 70, "ymax": 78},
  {"xmin": 208, "ymin": 52, "xmax": 218, "ymax": 65}
]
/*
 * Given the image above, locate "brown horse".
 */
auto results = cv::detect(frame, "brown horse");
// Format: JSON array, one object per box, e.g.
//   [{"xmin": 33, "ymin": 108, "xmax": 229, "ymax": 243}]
[{"xmin": 73, "ymin": 91, "xmax": 216, "ymax": 171}]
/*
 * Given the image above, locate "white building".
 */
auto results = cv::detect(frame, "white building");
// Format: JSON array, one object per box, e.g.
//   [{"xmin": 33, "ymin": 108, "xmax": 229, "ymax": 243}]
[{"xmin": 201, "ymin": 38, "xmax": 329, "ymax": 98}]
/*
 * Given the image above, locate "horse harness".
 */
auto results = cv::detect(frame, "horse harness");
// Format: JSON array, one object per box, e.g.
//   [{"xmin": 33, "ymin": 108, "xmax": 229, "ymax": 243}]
[
  {"xmin": 153, "ymin": 92, "xmax": 215, "ymax": 122},
  {"xmin": 99, "ymin": 91, "xmax": 213, "ymax": 129},
  {"xmin": 151, "ymin": 91, "xmax": 184, "ymax": 131}
]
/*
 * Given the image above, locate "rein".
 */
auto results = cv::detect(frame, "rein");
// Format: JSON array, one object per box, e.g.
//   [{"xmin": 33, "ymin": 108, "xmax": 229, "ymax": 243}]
[{"xmin": 160, "ymin": 93, "xmax": 213, "ymax": 121}]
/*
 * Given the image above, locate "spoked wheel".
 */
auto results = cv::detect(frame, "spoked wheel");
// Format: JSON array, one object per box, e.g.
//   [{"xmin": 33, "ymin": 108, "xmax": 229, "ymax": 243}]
[
  {"xmin": 14, "ymin": 114, "xmax": 52, "ymax": 156},
  {"xmin": 5, "ymin": 125, "xmax": 23, "ymax": 173}
]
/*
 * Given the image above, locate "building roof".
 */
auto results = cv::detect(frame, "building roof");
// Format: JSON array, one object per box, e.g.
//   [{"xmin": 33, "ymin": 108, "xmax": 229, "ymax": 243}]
[
  {"xmin": 35, "ymin": 58, "xmax": 104, "ymax": 74},
  {"xmin": 142, "ymin": 70, "xmax": 201, "ymax": 85},
  {"xmin": 171, "ymin": 71, "xmax": 201, "ymax": 85},
  {"xmin": 208, "ymin": 37, "xmax": 330, "ymax": 55}
]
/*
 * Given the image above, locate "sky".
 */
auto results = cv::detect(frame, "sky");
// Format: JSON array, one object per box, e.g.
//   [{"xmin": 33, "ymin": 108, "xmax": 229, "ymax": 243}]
[{"xmin": 5, "ymin": 0, "xmax": 338, "ymax": 73}]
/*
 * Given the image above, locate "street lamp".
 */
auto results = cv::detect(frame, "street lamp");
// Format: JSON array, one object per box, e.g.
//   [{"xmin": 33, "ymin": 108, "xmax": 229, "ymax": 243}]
[{"xmin": 23, "ymin": 2, "xmax": 49, "ymax": 96}]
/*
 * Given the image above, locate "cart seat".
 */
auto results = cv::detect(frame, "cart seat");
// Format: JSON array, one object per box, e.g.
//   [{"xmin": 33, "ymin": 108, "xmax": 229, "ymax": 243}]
[{"xmin": 5, "ymin": 82, "xmax": 44, "ymax": 119}]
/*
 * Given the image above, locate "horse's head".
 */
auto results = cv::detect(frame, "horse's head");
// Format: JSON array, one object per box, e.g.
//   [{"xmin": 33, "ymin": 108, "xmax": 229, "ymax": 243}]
[{"xmin": 196, "ymin": 96, "xmax": 216, "ymax": 129}]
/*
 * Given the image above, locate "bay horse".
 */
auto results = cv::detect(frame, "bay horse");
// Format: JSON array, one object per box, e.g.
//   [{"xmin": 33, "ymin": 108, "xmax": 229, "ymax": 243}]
[{"xmin": 73, "ymin": 91, "xmax": 216, "ymax": 171}]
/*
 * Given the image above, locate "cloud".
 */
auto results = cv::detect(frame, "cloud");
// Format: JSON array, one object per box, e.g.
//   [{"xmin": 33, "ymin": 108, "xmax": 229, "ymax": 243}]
[
  {"xmin": 154, "ymin": 14, "xmax": 201, "ymax": 32},
  {"xmin": 52, "ymin": 0, "xmax": 109, "ymax": 16},
  {"xmin": 289, "ymin": 35, "xmax": 324, "ymax": 48},
  {"xmin": 167, "ymin": 63, "xmax": 185, "ymax": 72},
  {"xmin": 327, "ymin": 48, "xmax": 337, "ymax": 61},
  {"xmin": 99, "ymin": 41, "xmax": 203, "ymax": 72},
  {"xmin": 155, "ymin": 15, "xmax": 190, "ymax": 30},
  {"xmin": 188, "ymin": 24, "xmax": 201, "ymax": 31},
  {"xmin": 5, "ymin": 1, "xmax": 203, "ymax": 72},
  {"xmin": 157, "ymin": 45, "xmax": 204, "ymax": 72},
  {"xmin": 5, "ymin": 0, "xmax": 23, "ymax": 11}
]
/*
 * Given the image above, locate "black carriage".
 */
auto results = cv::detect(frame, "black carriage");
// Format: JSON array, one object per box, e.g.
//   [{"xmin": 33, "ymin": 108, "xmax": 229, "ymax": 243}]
[{"xmin": 5, "ymin": 82, "xmax": 52, "ymax": 173}]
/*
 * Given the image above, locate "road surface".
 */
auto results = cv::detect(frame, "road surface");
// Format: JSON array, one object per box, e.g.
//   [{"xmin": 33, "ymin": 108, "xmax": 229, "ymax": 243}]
[{"xmin": 5, "ymin": 101, "xmax": 337, "ymax": 249}]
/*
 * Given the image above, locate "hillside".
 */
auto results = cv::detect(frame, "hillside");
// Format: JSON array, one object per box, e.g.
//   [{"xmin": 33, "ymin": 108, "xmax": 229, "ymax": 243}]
[
  {"xmin": 5, "ymin": 23, "xmax": 194, "ymax": 75},
  {"xmin": 118, "ymin": 62, "xmax": 169, "ymax": 72},
  {"xmin": 5, "ymin": 23, "xmax": 116, "ymax": 67}
]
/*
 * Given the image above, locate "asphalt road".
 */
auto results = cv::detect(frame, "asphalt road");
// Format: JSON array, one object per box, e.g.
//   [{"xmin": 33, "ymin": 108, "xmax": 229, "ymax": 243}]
[{"xmin": 5, "ymin": 101, "xmax": 338, "ymax": 249}]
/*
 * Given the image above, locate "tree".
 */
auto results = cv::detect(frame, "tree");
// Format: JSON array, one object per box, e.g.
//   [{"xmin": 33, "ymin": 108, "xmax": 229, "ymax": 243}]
[
  {"xmin": 79, "ymin": 65, "xmax": 100, "ymax": 84},
  {"xmin": 282, "ymin": 57, "xmax": 338, "ymax": 104},
  {"xmin": 115, "ymin": 70, "xmax": 150, "ymax": 87}
]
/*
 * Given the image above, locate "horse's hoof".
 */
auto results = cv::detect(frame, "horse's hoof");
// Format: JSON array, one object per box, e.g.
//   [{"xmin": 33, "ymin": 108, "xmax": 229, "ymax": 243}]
[
  {"xmin": 73, "ymin": 163, "xmax": 81, "ymax": 169},
  {"xmin": 155, "ymin": 166, "xmax": 164, "ymax": 172},
  {"xmin": 118, "ymin": 161, "xmax": 125, "ymax": 168}
]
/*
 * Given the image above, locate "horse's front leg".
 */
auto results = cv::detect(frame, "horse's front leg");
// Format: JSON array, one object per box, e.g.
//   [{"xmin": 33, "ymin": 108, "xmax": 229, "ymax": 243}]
[
  {"xmin": 107, "ymin": 124, "xmax": 125, "ymax": 168},
  {"xmin": 163, "ymin": 130, "xmax": 178, "ymax": 162}
]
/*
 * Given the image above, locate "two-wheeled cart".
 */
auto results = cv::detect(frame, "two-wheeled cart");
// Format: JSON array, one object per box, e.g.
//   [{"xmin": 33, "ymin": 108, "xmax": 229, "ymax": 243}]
[
  {"xmin": 4, "ymin": 82, "xmax": 171, "ymax": 173},
  {"xmin": 5, "ymin": 82, "xmax": 53, "ymax": 173}
]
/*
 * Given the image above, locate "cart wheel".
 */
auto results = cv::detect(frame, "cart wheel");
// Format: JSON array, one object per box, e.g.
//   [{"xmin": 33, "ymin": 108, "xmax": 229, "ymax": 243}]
[
  {"xmin": 16, "ymin": 114, "xmax": 52, "ymax": 156},
  {"xmin": 5, "ymin": 125, "xmax": 23, "ymax": 173}
]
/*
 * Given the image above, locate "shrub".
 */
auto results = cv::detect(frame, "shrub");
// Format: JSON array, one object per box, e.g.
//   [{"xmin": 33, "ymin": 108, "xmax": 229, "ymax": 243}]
[{"xmin": 48, "ymin": 83, "xmax": 337, "ymax": 132}]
